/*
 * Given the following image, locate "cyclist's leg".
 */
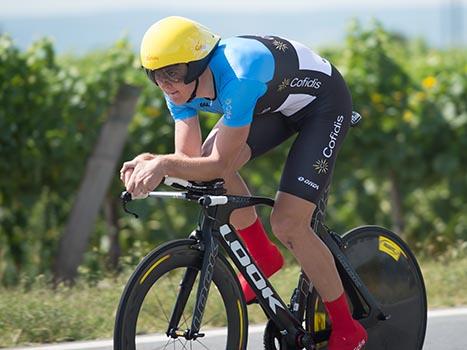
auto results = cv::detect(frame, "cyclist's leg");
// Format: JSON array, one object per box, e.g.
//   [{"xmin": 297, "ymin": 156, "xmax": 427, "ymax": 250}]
[
  {"xmin": 201, "ymin": 112, "xmax": 295, "ymax": 229},
  {"xmin": 270, "ymin": 70, "xmax": 367, "ymax": 349},
  {"xmin": 202, "ymin": 113, "xmax": 295, "ymax": 302},
  {"xmin": 272, "ymin": 192, "xmax": 366, "ymax": 349},
  {"xmin": 270, "ymin": 111, "xmax": 349, "ymax": 300}
]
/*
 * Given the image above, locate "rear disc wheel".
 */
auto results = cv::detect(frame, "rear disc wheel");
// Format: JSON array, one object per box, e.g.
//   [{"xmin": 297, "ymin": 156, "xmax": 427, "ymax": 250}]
[{"xmin": 308, "ymin": 226, "xmax": 427, "ymax": 349}]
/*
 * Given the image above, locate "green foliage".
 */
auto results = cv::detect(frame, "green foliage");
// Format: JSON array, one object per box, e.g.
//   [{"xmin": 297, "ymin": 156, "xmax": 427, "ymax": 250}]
[
  {"xmin": 0, "ymin": 21, "xmax": 466, "ymax": 286},
  {"xmin": 0, "ymin": 276, "xmax": 123, "ymax": 346},
  {"xmin": 324, "ymin": 21, "xmax": 467, "ymax": 249},
  {"xmin": 0, "ymin": 23, "xmax": 467, "ymax": 345},
  {"xmin": 0, "ymin": 35, "xmax": 135, "ymax": 284}
]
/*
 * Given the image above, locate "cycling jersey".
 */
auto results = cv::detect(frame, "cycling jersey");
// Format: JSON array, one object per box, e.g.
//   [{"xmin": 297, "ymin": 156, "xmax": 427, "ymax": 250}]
[
  {"xmin": 165, "ymin": 35, "xmax": 333, "ymax": 127},
  {"xmin": 165, "ymin": 34, "xmax": 352, "ymax": 204}
]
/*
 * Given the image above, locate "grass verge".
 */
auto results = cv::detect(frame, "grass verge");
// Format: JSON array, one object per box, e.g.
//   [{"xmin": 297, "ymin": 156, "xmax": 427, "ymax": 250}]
[{"xmin": 1, "ymin": 252, "xmax": 466, "ymax": 347}]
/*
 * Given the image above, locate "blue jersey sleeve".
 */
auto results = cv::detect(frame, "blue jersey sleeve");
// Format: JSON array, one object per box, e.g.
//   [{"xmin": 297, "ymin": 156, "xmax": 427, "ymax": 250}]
[
  {"xmin": 165, "ymin": 97, "xmax": 197, "ymax": 121},
  {"xmin": 220, "ymin": 78, "xmax": 267, "ymax": 127}
]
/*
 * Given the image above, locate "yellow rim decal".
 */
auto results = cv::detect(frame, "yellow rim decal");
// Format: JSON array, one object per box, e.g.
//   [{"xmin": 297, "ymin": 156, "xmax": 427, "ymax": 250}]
[
  {"xmin": 314, "ymin": 312, "xmax": 327, "ymax": 332},
  {"xmin": 314, "ymin": 298, "xmax": 327, "ymax": 332},
  {"xmin": 379, "ymin": 236, "xmax": 407, "ymax": 261},
  {"xmin": 139, "ymin": 254, "xmax": 171, "ymax": 284},
  {"xmin": 237, "ymin": 300, "xmax": 244, "ymax": 349}
]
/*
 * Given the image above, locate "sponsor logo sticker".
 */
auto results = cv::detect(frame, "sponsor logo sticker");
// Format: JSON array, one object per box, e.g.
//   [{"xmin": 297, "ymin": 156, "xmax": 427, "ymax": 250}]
[
  {"xmin": 223, "ymin": 98, "xmax": 233, "ymax": 119},
  {"xmin": 290, "ymin": 77, "xmax": 321, "ymax": 89},
  {"xmin": 297, "ymin": 176, "xmax": 319, "ymax": 190},
  {"xmin": 313, "ymin": 159, "xmax": 329, "ymax": 174},
  {"xmin": 277, "ymin": 78, "xmax": 290, "ymax": 92},
  {"xmin": 323, "ymin": 115, "xmax": 344, "ymax": 158},
  {"xmin": 277, "ymin": 77, "xmax": 322, "ymax": 91},
  {"xmin": 272, "ymin": 39, "xmax": 288, "ymax": 52}
]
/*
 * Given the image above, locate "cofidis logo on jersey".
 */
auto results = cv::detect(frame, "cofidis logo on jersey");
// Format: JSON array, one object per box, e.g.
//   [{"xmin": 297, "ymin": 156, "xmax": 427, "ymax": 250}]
[
  {"xmin": 277, "ymin": 77, "xmax": 322, "ymax": 91},
  {"xmin": 323, "ymin": 115, "xmax": 344, "ymax": 158}
]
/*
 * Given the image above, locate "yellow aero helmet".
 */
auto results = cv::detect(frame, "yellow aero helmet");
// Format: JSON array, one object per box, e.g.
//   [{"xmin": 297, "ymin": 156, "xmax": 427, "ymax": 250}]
[{"xmin": 140, "ymin": 16, "xmax": 220, "ymax": 83}]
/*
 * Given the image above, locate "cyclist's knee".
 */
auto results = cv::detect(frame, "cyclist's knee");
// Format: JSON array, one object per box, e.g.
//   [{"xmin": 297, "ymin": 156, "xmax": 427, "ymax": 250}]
[{"xmin": 270, "ymin": 210, "xmax": 308, "ymax": 246}]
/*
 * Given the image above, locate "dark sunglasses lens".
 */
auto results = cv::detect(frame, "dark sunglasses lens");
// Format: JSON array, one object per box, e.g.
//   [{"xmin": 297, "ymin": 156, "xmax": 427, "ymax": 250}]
[
  {"xmin": 144, "ymin": 68, "xmax": 157, "ymax": 84},
  {"xmin": 153, "ymin": 64, "xmax": 187, "ymax": 83}
]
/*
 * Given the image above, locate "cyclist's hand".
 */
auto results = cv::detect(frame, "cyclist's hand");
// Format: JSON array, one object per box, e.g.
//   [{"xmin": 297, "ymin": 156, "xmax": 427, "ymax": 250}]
[
  {"xmin": 126, "ymin": 157, "xmax": 165, "ymax": 198},
  {"xmin": 120, "ymin": 167, "xmax": 134, "ymax": 186},
  {"xmin": 134, "ymin": 152, "xmax": 157, "ymax": 162},
  {"xmin": 120, "ymin": 161, "xmax": 137, "ymax": 185},
  {"xmin": 120, "ymin": 153, "xmax": 157, "ymax": 185}
]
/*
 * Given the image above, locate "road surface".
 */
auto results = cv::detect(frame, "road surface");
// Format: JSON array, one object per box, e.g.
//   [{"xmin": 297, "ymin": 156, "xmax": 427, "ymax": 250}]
[{"xmin": 7, "ymin": 307, "xmax": 467, "ymax": 350}]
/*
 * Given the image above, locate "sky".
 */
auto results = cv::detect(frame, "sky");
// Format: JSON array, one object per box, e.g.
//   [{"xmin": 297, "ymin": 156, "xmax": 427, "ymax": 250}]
[
  {"xmin": 1, "ymin": 0, "xmax": 465, "ymax": 52},
  {"xmin": 1, "ymin": 0, "xmax": 462, "ymax": 18}
]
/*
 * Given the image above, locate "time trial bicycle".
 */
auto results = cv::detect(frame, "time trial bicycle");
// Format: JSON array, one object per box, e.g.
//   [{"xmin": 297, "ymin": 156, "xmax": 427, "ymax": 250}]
[{"xmin": 113, "ymin": 175, "xmax": 427, "ymax": 349}]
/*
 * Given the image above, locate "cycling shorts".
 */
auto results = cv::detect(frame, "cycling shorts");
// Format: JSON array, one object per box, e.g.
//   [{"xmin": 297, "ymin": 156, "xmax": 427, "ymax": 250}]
[{"xmin": 246, "ymin": 66, "xmax": 352, "ymax": 204}]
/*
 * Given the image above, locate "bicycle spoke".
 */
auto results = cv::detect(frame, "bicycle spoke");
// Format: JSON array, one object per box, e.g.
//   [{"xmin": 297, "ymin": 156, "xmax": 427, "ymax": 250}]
[
  {"xmin": 168, "ymin": 269, "xmax": 193, "ymax": 330},
  {"xmin": 175, "ymin": 302, "xmax": 192, "ymax": 331},
  {"xmin": 157, "ymin": 338, "xmax": 172, "ymax": 350},
  {"xmin": 201, "ymin": 312, "xmax": 218, "ymax": 327},
  {"xmin": 141, "ymin": 302, "xmax": 171, "ymax": 326},
  {"xmin": 116, "ymin": 245, "xmax": 241, "ymax": 350},
  {"xmin": 176, "ymin": 338, "xmax": 189, "ymax": 350},
  {"xmin": 195, "ymin": 339, "xmax": 211, "ymax": 350},
  {"xmin": 154, "ymin": 292, "xmax": 171, "ymax": 323}
]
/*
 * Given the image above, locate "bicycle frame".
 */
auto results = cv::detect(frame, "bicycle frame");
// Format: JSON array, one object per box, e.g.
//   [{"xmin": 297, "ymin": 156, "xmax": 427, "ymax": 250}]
[
  {"xmin": 316, "ymin": 225, "xmax": 390, "ymax": 326},
  {"xmin": 205, "ymin": 198, "xmax": 388, "ymax": 347},
  {"xmin": 121, "ymin": 176, "xmax": 389, "ymax": 347},
  {"xmin": 186, "ymin": 195, "xmax": 305, "ymax": 347}
]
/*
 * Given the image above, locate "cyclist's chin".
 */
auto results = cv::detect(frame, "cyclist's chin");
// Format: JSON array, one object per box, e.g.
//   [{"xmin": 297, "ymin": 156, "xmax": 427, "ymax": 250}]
[{"xmin": 167, "ymin": 92, "xmax": 189, "ymax": 105}]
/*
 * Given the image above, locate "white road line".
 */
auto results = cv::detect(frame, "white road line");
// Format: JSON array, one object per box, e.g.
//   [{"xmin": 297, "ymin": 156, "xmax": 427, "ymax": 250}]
[{"xmin": 427, "ymin": 307, "xmax": 467, "ymax": 318}]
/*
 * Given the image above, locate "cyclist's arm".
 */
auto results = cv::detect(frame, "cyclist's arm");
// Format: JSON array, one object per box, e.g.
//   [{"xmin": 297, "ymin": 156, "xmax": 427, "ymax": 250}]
[
  {"xmin": 159, "ymin": 78, "xmax": 262, "ymax": 181},
  {"xmin": 121, "ymin": 102, "xmax": 198, "ymax": 184},
  {"xmin": 174, "ymin": 115, "xmax": 202, "ymax": 157},
  {"xmin": 161, "ymin": 122, "xmax": 250, "ymax": 181}
]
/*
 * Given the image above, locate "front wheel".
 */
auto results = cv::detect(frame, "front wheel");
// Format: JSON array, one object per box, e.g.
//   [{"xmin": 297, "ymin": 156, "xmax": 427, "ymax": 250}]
[
  {"xmin": 308, "ymin": 226, "xmax": 427, "ymax": 349},
  {"xmin": 114, "ymin": 239, "xmax": 249, "ymax": 350}
]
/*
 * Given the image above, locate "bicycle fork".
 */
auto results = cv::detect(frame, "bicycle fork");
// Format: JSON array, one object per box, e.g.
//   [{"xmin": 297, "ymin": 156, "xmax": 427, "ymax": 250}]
[{"xmin": 166, "ymin": 217, "xmax": 218, "ymax": 340}]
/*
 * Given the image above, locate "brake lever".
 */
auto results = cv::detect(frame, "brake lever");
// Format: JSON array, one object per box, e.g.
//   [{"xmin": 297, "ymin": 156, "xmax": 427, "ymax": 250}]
[
  {"xmin": 198, "ymin": 196, "xmax": 219, "ymax": 221},
  {"xmin": 120, "ymin": 191, "xmax": 139, "ymax": 219}
]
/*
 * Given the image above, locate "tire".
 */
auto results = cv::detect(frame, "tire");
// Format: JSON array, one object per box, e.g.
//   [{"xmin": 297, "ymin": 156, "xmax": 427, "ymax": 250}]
[
  {"xmin": 114, "ymin": 239, "xmax": 249, "ymax": 350},
  {"xmin": 308, "ymin": 226, "xmax": 427, "ymax": 350},
  {"xmin": 263, "ymin": 319, "xmax": 291, "ymax": 350}
]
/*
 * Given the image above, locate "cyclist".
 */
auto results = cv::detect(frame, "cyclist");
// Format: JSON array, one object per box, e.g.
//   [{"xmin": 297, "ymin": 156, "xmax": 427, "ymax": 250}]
[{"xmin": 121, "ymin": 16, "xmax": 367, "ymax": 350}]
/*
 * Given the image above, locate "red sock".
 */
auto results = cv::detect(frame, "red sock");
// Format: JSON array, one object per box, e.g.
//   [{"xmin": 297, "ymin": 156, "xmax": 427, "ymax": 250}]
[
  {"xmin": 324, "ymin": 293, "xmax": 355, "ymax": 332},
  {"xmin": 236, "ymin": 218, "xmax": 284, "ymax": 303},
  {"xmin": 324, "ymin": 293, "xmax": 368, "ymax": 350}
]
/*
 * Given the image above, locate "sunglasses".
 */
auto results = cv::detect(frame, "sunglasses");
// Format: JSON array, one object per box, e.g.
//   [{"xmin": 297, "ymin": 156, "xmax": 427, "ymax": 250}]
[{"xmin": 145, "ymin": 63, "xmax": 188, "ymax": 85}]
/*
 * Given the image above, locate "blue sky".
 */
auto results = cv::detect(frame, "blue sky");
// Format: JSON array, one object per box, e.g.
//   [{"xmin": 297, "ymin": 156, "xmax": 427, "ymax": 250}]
[
  {"xmin": 1, "ymin": 0, "xmax": 465, "ymax": 52},
  {"xmin": 1, "ymin": 0, "xmax": 460, "ymax": 18}
]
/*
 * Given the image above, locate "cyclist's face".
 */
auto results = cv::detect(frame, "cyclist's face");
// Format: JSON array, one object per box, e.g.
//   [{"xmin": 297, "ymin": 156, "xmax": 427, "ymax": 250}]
[{"xmin": 147, "ymin": 64, "xmax": 193, "ymax": 104}]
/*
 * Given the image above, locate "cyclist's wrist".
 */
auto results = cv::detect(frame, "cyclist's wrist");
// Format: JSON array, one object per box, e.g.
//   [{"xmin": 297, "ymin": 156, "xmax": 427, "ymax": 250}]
[
  {"xmin": 156, "ymin": 154, "xmax": 170, "ymax": 175},
  {"xmin": 134, "ymin": 152, "xmax": 157, "ymax": 162}
]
